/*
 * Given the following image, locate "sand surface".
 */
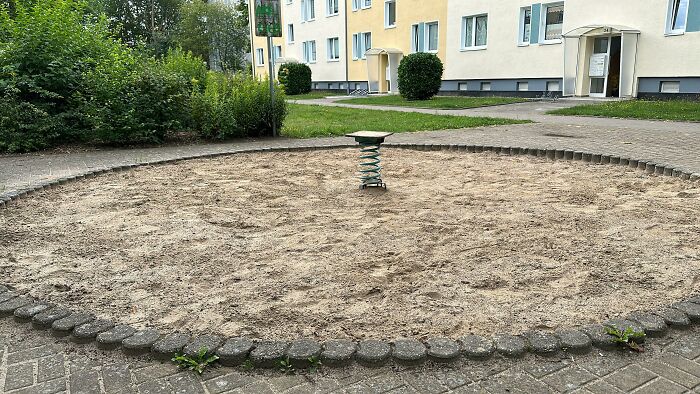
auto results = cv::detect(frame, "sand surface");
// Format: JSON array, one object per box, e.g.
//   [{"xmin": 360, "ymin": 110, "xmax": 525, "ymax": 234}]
[{"xmin": 1, "ymin": 149, "xmax": 699, "ymax": 340}]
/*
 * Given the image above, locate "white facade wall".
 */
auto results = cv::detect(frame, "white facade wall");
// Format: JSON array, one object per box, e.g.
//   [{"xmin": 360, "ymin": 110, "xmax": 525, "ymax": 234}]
[
  {"xmin": 283, "ymin": 0, "xmax": 347, "ymax": 83},
  {"xmin": 445, "ymin": 0, "xmax": 700, "ymax": 95}
]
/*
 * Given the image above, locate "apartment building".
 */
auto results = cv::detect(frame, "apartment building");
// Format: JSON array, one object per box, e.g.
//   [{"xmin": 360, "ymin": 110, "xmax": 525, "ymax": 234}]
[{"xmin": 250, "ymin": 0, "xmax": 700, "ymax": 98}]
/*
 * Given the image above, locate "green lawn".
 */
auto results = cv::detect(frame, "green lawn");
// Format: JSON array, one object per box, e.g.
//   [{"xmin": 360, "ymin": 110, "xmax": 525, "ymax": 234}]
[
  {"xmin": 336, "ymin": 95, "xmax": 526, "ymax": 109},
  {"xmin": 548, "ymin": 100, "xmax": 700, "ymax": 122},
  {"xmin": 285, "ymin": 92, "xmax": 338, "ymax": 100},
  {"xmin": 281, "ymin": 104, "xmax": 529, "ymax": 138}
]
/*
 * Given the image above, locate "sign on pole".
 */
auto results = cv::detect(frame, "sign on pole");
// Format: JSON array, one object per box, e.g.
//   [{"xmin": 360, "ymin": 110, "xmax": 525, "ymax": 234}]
[
  {"xmin": 254, "ymin": 0, "xmax": 282, "ymax": 137},
  {"xmin": 255, "ymin": 0, "xmax": 282, "ymax": 38}
]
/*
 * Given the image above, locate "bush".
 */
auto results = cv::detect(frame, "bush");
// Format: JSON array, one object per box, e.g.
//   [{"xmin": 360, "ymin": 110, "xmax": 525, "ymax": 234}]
[
  {"xmin": 83, "ymin": 56, "xmax": 194, "ymax": 145},
  {"xmin": 278, "ymin": 63, "xmax": 312, "ymax": 95},
  {"xmin": 0, "ymin": 93, "xmax": 60, "ymax": 153},
  {"xmin": 397, "ymin": 53, "xmax": 444, "ymax": 100},
  {"xmin": 191, "ymin": 72, "xmax": 287, "ymax": 140}
]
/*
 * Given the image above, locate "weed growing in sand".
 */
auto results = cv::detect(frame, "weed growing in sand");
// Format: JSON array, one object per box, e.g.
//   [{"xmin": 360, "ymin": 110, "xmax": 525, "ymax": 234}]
[
  {"xmin": 279, "ymin": 357, "xmax": 296, "ymax": 374},
  {"xmin": 172, "ymin": 347, "xmax": 220, "ymax": 374},
  {"xmin": 241, "ymin": 358, "xmax": 255, "ymax": 371},
  {"xmin": 308, "ymin": 356, "xmax": 322, "ymax": 373},
  {"xmin": 606, "ymin": 326, "xmax": 646, "ymax": 352}
]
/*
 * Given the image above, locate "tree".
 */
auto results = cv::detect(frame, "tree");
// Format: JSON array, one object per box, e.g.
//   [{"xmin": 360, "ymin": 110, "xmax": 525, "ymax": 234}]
[
  {"xmin": 175, "ymin": 1, "xmax": 249, "ymax": 71},
  {"xmin": 91, "ymin": 0, "xmax": 184, "ymax": 56}
]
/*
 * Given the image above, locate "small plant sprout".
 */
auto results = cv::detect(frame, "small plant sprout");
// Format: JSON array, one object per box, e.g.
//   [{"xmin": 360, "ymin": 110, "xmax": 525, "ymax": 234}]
[
  {"xmin": 605, "ymin": 326, "xmax": 646, "ymax": 352},
  {"xmin": 241, "ymin": 358, "xmax": 254, "ymax": 371},
  {"xmin": 307, "ymin": 356, "xmax": 322, "ymax": 373},
  {"xmin": 172, "ymin": 347, "xmax": 220, "ymax": 374},
  {"xmin": 278, "ymin": 356, "xmax": 296, "ymax": 375}
]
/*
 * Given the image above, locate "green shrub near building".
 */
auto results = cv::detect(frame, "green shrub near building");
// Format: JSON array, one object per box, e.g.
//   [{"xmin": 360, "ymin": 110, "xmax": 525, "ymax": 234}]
[
  {"xmin": 0, "ymin": 0, "xmax": 286, "ymax": 153},
  {"xmin": 397, "ymin": 53, "xmax": 444, "ymax": 101},
  {"xmin": 278, "ymin": 63, "xmax": 312, "ymax": 96}
]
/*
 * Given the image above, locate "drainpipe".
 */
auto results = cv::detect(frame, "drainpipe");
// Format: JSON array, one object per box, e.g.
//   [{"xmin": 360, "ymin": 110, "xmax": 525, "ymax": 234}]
[{"xmin": 344, "ymin": 0, "xmax": 350, "ymax": 94}]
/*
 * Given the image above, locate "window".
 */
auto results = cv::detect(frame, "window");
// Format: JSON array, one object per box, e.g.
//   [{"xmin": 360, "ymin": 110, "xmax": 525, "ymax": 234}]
[
  {"xmin": 352, "ymin": 32, "xmax": 371, "ymax": 59},
  {"xmin": 273, "ymin": 46, "xmax": 282, "ymax": 62},
  {"xmin": 667, "ymin": 0, "xmax": 690, "ymax": 34},
  {"xmin": 661, "ymin": 81, "xmax": 681, "ymax": 93},
  {"xmin": 327, "ymin": 37, "xmax": 340, "ymax": 61},
  {"xmin": 327, "ymin": 0, "xmax": 339, "ymax": 16},
  {"xmin": 458, "ymin": 83, "xmax": 468, "ymax": 91},
  {"xmin": 301, "ymin": 0, "xmax": 315, "ymax": 21},
  {"xmin": 426, "ymin": 22, "xmax": 439, "ymax": 52},
  {"xmin": 352, "ymin": 0, "xmax": 360, "ymax": 11},
  {"xmin": 480, "ymin": 82, "xmax": 491, "ymax": 91},
  {"xmin": 411, "ymin": 24, "xmax": 420, "ymax": 52},
  {"xmin": 255, "ymin": 48, "xmax": 264, "ymax": 66},
  {"xmin": 287, "ymin": 24, "xmax": 295, "ymax": 43},
  {"xmin": 302, "ymin": 40, "xmax": 317, "ymax": 63},
  {"xmin": 286, "ymin": 0, "xmax": 292, "ymax": 4},
  {"xmin": 519, "ymin": 7, "xmax": 532, "ymax": 45},
  {"xmin": 362, "ymin": 0, "xmax": 371, "ymax": 9},
  {"xmin": 547, "ymin": 81, "xmax": 560, "ymax": 92},
  {"xmin": 462, "ymin": 15, "xmax": 488, "ymax": 49},
  {"xmin": 517, "ymin": 82, "xmax": 529, "ymax": 91},
  {"xmin": 543, "ymin": 3, "xmax": 564, "ymax": 41},
  {"xmin": 385, "ymin": 0, "xmax": 396, "ymax": 28}
]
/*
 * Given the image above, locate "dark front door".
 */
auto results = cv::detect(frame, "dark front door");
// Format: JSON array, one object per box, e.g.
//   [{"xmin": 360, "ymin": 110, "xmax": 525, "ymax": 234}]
[{"xmin": 606, "ymin": 36, "xmax": 622, "ymax": 97}]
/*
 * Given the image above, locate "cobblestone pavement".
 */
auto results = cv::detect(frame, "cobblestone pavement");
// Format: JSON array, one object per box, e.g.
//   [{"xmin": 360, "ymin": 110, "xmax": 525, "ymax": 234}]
[
  {"xmin": 2, "ymin": 101, "xmax": 700, "ymax": 392},
  {"xmin": 2, "ymin": 318, "xmax": 700, "ymax": 393}
]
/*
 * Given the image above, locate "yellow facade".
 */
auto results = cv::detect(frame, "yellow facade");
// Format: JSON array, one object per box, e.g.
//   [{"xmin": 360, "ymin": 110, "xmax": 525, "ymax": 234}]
[{"xmin": 346, "ymin": 0, "xmax": 448, "ymax": 92}]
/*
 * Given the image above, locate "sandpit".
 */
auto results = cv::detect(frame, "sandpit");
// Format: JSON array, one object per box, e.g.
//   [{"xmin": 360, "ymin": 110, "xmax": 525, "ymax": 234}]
[{"xmin": 1, "ymin": 149, "xmax": 699, "ymax": 340}]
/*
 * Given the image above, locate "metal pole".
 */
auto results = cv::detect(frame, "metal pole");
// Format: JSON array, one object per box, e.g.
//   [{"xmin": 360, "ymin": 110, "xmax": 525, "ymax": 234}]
[
  {"xmin": 267, "ymin": 36, "xmax": 278, "ymax": 138},
  {"xmin": 344, "ymin": 0, "xmax": 350, "ymax": 95}
]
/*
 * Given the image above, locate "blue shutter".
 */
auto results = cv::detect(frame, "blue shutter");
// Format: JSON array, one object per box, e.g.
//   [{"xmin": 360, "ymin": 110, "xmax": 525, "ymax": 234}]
[
  {"xmin": 418, "ymin": 23, "xmax": 426, "ymax": 52},
  {"xmin": 687, "ymin": 0, "xmax": 700, "ymax": 32},
  {"xmin": 530, "ymin": 3, "xmax": 541, "ymax": 44}
]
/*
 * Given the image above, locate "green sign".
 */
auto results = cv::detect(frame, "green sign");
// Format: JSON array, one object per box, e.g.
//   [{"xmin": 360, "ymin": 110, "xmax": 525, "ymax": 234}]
[{"xmin": 255, "ymin": 0, "xmax": 282, "ymax": 37}]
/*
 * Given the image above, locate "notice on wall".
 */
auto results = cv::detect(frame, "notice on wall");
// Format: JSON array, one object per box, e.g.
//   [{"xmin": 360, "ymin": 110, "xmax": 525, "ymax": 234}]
[
  {"xmin": 589, "ymin": 54, "xmax": 608, "ymax": 77},
  {"xmin": 255, "ymin": 0, "xmax": 282, "ymax": 37}
]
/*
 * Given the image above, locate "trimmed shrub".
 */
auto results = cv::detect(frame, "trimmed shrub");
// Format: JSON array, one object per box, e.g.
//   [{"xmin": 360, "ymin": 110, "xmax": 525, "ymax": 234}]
[
  {"xmin": 191, "ymin": 72, "xmax": 287, "ymax": 140},
  {"xmin": 278, "ymin": 63, "xmax": 312, "ymax": 95},
  {"xmin": 0, "ymin": 93, "xmax": 60, "ymax": 153},
  {"xmin": 397, "ymin": 53, "xmax": 444, "ymax": 100}
]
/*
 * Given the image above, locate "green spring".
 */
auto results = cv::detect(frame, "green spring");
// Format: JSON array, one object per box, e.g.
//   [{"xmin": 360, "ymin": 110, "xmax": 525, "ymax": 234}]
[{"xmin": 359, "ymin": 142, "xmax": 385, "ymax": 188}]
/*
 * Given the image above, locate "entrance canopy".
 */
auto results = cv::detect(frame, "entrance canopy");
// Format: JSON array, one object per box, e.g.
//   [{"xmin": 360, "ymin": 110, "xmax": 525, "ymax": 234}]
[
  {"xmin": 562, "ymin": 25, "xmax": 640, "ymax": 98},
  {"xmin": 366, "ymin": 48, "xmax": 404, "ymax": 94},
  {"xmin": 563, "ymin": 25, "xmax": 641, "ymax": 38}
]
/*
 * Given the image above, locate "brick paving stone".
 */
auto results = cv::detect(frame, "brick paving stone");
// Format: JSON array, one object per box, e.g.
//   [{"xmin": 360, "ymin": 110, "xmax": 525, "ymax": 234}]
[
  {"xmin": 432, "ymin": 369, "xmax": 471, "ymax": 390},
  {"xmin": 633, "ymin": 377, "xmax": 686, "ymax": 394},
  {"xmin": 604, "ymin": 364, "xmax": 657, "ymax": 392},
  {"xmin": 451, "ymin": 383, "xmax": 490, "ymax": 393},
  {"xmin": 5, "ymin": 362, "xmax": 35, "ymax": 391},
  {"xmin": 641, "ymin": 359, "xmax": 700, "ymax": 388},
  {"xmin": 401, "ymin": 372, "xmax": 447, "ymax": 394},
  {"xmin": 266, "ymin": 375, "xmax": 307, "ymax": 392},
  {"xmin": 580, "ymin": 356, "xmax": 632, "ymax": 377},
  {"xmin": 10, "ymin": 378, "xmax": 67, "ymax": 394},
  {"xmin": 8, "ymin": 344, "xmax": 62, "ymax": 364},
  {"xmin": 541, "ymin": 366, "xmax": 597, "ymax": 392},
  {"xmin": 137, "ymin": 380, "xmax": 172, "ymax": 394},
  {"xmin": 583, "ymin": 380, "xmax": 624, "ymax": 394},
  {"xmin": 235, "ymin": 381, "xmax": 275, "ymax": 394},
  {"xmin": 204, "ymin": 373, "xmax": 256, "ymax": 394},
  {"xmin": 521, "ymin": 359, "xmax": 569, "ymax": 379},
  {"xmin": 101, "ymin": 363, "xmax": 134, "ymax": 394},
  {"xmin": 167, "ymin": 372, "xmax": 205, "ymax": 394},
  {"xmin": 480, "ymin": 370, "xmax": 556, "ymax": 393},
  {"xmin": 665, "ymin": 334, "xmax": 700, "ymax": 360},
  {"xmin": 69, "ymin": 368, "xmax": 101, "ymax": 394},
  {"xmin": 37, "ymin": 354, "xmax": 66, "ymax": 383},
  {"xmin": 659, "ymin": 353, "xmax": 700, "ymax": 377}
]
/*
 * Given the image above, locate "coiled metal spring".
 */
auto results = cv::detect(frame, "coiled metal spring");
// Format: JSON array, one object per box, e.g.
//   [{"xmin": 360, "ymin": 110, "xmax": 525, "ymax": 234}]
[{"xmin": 359, "ymin": 142, "xmax": 385, "ymax": 189}]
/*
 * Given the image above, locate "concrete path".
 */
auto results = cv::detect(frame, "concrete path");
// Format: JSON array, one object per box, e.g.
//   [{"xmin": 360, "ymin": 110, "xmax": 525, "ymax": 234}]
[{"xmin": 1, "ymin": 101, "xmax": 700, "ymax": 392}]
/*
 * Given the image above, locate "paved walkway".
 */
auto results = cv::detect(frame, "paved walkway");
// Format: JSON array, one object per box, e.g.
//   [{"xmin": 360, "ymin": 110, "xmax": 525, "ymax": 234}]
[
  {"xmin": 2, "ymin": 318, "xmax": 700, "ymax": 393},
  {"xmin": 1, "ymin": 100, "xmax": 700, "ymax": 392}
]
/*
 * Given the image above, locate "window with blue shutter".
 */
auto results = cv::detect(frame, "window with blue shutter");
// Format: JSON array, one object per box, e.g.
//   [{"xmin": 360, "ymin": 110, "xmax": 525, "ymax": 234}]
[{"xmin": 530, "ymin": 3, "xmax": 541, "ymax": 44}]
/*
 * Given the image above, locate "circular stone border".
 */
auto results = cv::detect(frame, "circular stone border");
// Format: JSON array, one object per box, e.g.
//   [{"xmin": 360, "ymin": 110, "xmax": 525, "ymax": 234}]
[{"xmin": 1, "ymin": 143, "xmax": 700, "ymax": 369}]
